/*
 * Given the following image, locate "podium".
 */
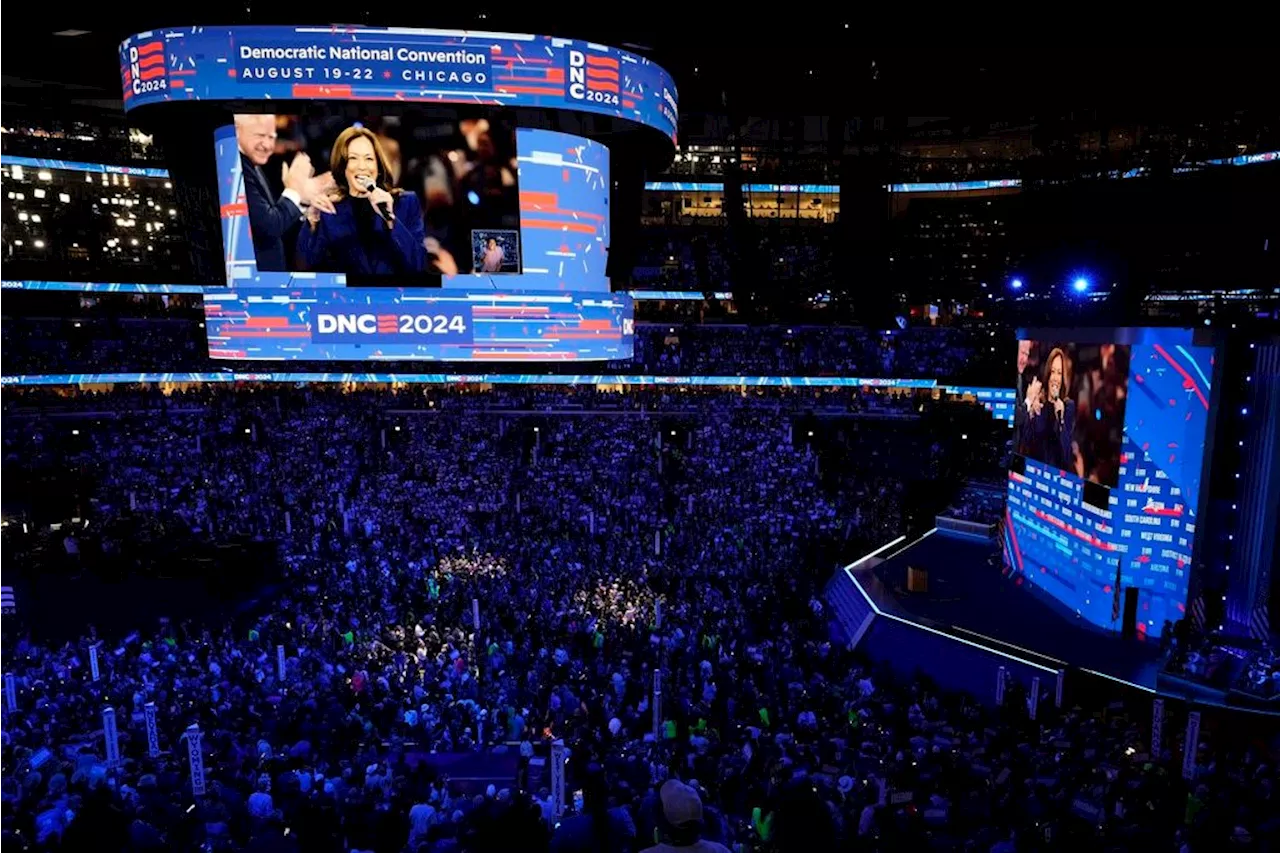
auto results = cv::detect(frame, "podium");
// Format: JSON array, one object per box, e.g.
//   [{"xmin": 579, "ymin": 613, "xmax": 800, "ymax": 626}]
[{"xmin": 907, "ymin": 565, "xmax": 929, "ymax": 593}]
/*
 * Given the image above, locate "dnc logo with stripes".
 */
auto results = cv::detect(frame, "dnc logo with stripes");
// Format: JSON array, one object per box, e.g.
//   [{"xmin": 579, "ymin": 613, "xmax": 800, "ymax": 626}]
[
  {"xmin": 566, "ymin": 49, "xmax": 620, "ymax": 107},
  {"xmin": 125, "ymin": 38, "xmax": 167, "ymax": 97}
]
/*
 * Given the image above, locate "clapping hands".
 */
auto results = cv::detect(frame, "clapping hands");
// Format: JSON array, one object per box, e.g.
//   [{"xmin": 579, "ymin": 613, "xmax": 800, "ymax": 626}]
[{"xmin": 1025, "ymin": 376, "xmax": 1044, "ymax": 417}]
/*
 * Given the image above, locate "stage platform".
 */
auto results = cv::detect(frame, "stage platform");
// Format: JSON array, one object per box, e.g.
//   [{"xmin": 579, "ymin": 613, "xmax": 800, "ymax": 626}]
[
  {"xmin": 826, "ymin": 528, "xmax": 1279, "ymax": 717},
  {"xmin": 866, "ymin": 529, "xmax": 1164, "ymax": 688}
]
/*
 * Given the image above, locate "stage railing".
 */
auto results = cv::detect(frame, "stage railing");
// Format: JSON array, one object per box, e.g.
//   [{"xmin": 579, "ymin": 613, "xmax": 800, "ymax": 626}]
[{"xmin": 935, "ymin": 515, "xmax": 998, "ymax": 539}]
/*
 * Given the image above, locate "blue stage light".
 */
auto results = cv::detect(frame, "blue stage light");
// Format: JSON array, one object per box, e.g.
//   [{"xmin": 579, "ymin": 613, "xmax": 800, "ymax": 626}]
[
  {"xmin": 1010, "ymin": 278, "xmax": 1024, "ymax": 289},
  {"xmin": 1072, "ymin": 277, "xmax": 1090, "ymax": 293},
  {"xmin": 467, "ymin": 190, "xmax": 481, "ymax": 205}
]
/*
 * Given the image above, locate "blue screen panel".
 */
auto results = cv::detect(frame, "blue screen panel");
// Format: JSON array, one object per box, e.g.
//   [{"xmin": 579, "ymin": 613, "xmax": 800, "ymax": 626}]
[
  {"xmin": 120, "ymin": 27, "xmax": 677, "ymax": 144},
  {"xmin": 449, "ymin": 129, "xmax": 609, "ymax": 292},
  {"xmin": 0, "ymin": 154, "xmax": 170, "ymax": 178},
  {"xmin": 203, "ymin": 288, "xmax": 632, "ymax": 361},
  {"xmin": 1004, "ymin": 330, "xmax": 1213, "ymax": 637},
  {"xmin": 216, "ymin": 125, "xmax": 609, "ymax": 293}
]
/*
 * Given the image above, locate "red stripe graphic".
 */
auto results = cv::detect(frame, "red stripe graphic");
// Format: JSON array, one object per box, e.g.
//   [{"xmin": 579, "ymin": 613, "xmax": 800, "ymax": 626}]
[
  {"xmin": 135, "ymin": 41, "xmax": 164, "ymax": 55},
  {"xmin": 586, "ymin": 67, "xmax": 619, "ymax": 81},
  {"xmin": 293, "ymin": 84, "xmax": 353, "ymax": 98},
  {"xmin": 497, "ymin": 85, "xmax": 564, "ymax": 96},
  {"xmin": 520, "ymin": 220, "xmax": 597, "ymax": 234},
  {"xmin": 1152, "ymin": 344, "xmax": 1209, "ymax": 410},
  {"xmin": 225, "ymin": 330, "xmax": 312, "ymax": 338},
  {"xmin": 585, "ymin": 55, "xmax": 619, "ymax": 68},
  {"xmin": 1032, "ymin": 508, "xmax": 1117, "ymax": 551},
  {"xmin": 137, "ymin": 53, "xmax": 165, "ymax": 68},
  {"xmin": 1005, "ymin": 507, "xmax": 1025, "ymax": 573}
]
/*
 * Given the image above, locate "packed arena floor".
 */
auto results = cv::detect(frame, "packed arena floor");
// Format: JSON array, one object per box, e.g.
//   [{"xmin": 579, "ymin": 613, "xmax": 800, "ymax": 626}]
[{"xmin": 2, "ymin": 385, "xmax": 1276, "ymax": 852}]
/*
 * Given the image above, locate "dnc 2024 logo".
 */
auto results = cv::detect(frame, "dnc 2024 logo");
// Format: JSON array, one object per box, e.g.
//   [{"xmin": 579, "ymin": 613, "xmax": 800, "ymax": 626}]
[
  {"xmin": 125, "ymin": 38, "xmax": 168, "ymax": 96},
  {"xmin": 566, "ymin": 49, "xmax": 620, "ymax": 107}
]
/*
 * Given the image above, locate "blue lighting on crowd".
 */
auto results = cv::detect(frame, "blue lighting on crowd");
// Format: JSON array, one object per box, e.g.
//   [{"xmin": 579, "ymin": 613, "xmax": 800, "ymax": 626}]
[{"xmin": 1010, "ymin": 278, "xmax": 1024, "ymax": 290}]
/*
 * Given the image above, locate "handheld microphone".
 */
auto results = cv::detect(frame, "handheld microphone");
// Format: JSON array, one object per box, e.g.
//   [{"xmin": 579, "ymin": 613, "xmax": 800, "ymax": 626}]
[{"xmin": 355, "ymin": 176, "xmax": 394, "ymax": 224}]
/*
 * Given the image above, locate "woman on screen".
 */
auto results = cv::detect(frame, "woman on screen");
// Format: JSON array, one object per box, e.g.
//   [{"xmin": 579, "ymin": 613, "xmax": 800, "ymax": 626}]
[
  {"xmin": 479, "ymin": 237, "xmax": 505, "ymax": 272},
  {"xmin": 1034, "ymin": 346, "xmax": 1076, "ymax": 471},
  {"xmin": 297, "ymin": 126, "xmax": 427, "ymax": 276}
]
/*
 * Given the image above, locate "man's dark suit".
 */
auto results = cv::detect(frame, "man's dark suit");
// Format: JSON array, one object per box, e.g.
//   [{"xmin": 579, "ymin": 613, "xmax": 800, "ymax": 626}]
[
  {"xmin": 1014, "ymin": 364, "xmax": 1036, "ymax": 455},
  {"xmin": 240, "ymin": 153, "xmax": 300, "ymax": 271}
]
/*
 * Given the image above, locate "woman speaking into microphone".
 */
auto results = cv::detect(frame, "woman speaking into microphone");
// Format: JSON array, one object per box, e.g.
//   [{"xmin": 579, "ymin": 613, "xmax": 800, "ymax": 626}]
[{"xmin": 297, "ymin": 126, "xmax": 427, "ymax": 276}]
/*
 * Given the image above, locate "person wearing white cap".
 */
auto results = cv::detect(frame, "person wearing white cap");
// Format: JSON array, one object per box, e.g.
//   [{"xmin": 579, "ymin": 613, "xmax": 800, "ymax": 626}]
[{"xmin": 641, "ymin": 779, "xmax": 730, "ymax": 853}]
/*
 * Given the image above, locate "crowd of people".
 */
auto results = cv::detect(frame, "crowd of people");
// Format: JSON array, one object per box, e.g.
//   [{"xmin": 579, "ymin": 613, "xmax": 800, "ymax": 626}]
[
  {"xmin": 942, "ymin": 483, "xmax": 1007, "ymax": 525},
  {"xmin": 1, "ymin": 113, "xmax": 164, "ymax": 165},
  {"xmin": 3, "ymin": 311, "xmax": 1010, "ymax": 386},
  {"xmin": 2, "ymin": 384, "xmax": 1275, "ymax": 852},
  {"xmin": 633, "ymin": 325, "xmax": 1007, "ymax": 384}
]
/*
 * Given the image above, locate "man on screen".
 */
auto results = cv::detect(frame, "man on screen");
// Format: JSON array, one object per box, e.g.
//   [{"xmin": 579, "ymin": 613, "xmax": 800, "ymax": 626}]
[
  {"xmin": 1014, "ymin": 340, "xmax": 1035, "ymax": 436},
  {"xmin": 235, "ymin": 114, "xmax": 334, "ymax": 271}
]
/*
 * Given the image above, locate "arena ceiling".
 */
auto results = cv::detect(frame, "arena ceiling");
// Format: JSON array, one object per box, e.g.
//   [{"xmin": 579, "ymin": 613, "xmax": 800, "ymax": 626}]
[{"xmin": 2, "ymin": 9, "xmax": 1271, "ymax": 117}]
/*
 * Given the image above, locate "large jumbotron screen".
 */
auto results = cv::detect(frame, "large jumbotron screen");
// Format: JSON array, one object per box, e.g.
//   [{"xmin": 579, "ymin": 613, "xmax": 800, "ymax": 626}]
[
  {"xmin": 209, "ymin": 117, "xmax": 619, "ymax": 361},
  {"xmin": 120, "ymin": 24, "xmax": 673, "ymax": 362},
  {"xmin": 226, "ymin": 109, "xmax": 525, "ymax": 281},
  {"xmin": 1002, "ymin": 328, "xmax": 1217, "ymax": 638}
]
